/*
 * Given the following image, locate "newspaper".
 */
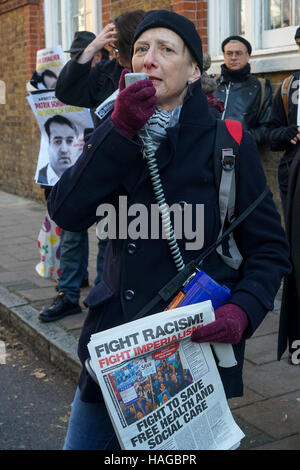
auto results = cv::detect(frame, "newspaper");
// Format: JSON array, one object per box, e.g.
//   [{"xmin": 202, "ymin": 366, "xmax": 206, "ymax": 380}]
[
  {"xmin": 94, "ymin": 89, "xmax": 119, "ymax": 121},
  {"xmin": 27, "ymin": 90, "xmax": 93, "ymax": 186},
  {"xmin": 88, "ymin": 301, "xmax": 245, "ymax": 450}
]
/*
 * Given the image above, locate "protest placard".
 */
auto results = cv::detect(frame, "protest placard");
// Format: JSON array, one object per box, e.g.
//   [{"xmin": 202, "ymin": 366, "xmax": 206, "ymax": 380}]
[{"xmin": 35, "ymin": 46, "xmax": 65, "ymax": 89}]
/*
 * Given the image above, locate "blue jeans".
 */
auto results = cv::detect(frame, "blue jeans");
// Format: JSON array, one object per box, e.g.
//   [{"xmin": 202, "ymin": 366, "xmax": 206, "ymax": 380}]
[
  {"xmin": 60, "ymin": 231, "xmax": 108, "ymax": 303},
  {"xmin": 59, "ymin": 230, "xmax": 89, "ymax": 304},
  {"xmin": 63, "ymin": 387, "xmax": 121, "ymax": 450}
]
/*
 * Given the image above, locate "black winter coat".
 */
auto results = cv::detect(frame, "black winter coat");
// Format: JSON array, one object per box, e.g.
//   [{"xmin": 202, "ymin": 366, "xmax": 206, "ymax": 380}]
[
  {"xmin": 278, "ymin": 149, "xmax": 300, "ymax": 359},
  {"xmin": 48, "ymin": 81, "xmax": 290, "ymax": 402},
  {"xmin": 215, "ymin": 69, "xmax": 272, "ymax": 146},
  {"xmin": 267, "ymin": 72, "xmax": 300, "ymax": 215},
  {"xmin": 268, "ymin": 72, "xmax": 300, "ymax": 359}
]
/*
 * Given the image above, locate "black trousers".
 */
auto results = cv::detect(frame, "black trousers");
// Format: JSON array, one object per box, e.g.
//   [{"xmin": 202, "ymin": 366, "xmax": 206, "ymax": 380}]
[{"xmin": 278, "ymin": 157, "xmax": 291, "ymax": 220}]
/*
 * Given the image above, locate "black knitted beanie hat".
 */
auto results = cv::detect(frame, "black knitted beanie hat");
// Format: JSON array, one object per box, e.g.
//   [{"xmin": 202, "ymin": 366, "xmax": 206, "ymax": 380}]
[
  {"xmin": 131, "ymin": 9, "xmax": 203, "ymax": 73},
  {"xmin": 221, "ymin": 35, "xmax": 252, "ymax": 55}
]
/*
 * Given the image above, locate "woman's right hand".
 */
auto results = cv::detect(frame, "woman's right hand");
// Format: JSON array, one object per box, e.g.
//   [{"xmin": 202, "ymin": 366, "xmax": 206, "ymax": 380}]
[{"xmin": 111, "ymin": 69, "xmax": 157, "ymax": 139}]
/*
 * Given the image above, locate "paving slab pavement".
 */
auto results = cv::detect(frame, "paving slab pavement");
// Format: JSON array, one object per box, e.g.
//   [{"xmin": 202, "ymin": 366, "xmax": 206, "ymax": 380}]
[{"xmin": 0, "ymin": 190, "xmax": 299, "ymax": 450}]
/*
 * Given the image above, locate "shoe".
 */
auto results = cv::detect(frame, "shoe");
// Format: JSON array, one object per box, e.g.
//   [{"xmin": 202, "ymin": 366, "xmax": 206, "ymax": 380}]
[
  {"xmin": 39, "ymin": 292, "xmax": 82, "ymax": 322},
  {"xmin": 85, "ymin": 358, "xmax": 99, "ymax": 384}
]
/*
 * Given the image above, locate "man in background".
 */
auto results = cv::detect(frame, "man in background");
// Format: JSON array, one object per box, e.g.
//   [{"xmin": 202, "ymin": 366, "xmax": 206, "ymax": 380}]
[
  {"xmin": 267, "ymin": 27, "xmax": 300, "ymax": 363},
  {"xmin": 267, "ymin": 27, "xmax": 300, "ymax": 213},
  {"xmin": 215, "ymin": 35, "xmax": 272, "ymax": 146}
]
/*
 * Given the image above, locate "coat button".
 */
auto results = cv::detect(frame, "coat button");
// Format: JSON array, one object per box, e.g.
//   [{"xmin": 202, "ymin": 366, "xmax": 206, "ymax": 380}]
[
  {"xmin": 88, "ymin": 144, "xmax": 92, "ymax": 149},
  {"xmin": 124, "ymin": 290, "xmax": 135, "ymax": 301},
  {"xmin": 127, "ymin": 243, "xmax": 137, "ymax": 254}
]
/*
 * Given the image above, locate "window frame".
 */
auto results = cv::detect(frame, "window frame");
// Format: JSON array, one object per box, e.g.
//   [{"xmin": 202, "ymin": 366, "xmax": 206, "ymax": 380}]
[
  {"xmin": 44, "ymin": 0, "xmax": 102, "ymax": 59},
  {"xmin": 71, "ymin": 0, "xmax": 93, "ymax": 34},
  {"xmin": 262, "ymin": 0, "xmax": 299, "ymax": 47}
]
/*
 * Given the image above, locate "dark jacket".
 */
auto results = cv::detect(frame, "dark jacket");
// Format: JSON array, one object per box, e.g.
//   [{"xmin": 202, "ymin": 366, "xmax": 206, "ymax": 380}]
[
  {"xmin": 48, "ymin": 81, "xmax": 290, "ymax": 402},
  {"xmin": 267, "ymin": 72, "xmax": 300, "ymax": 214},
  {"xmin": 55, "ymin": 56, "xmax": 123, "ymax": 127},
  {"xmin": 267, "ymin": 73, "xmax": 300, "ymax": 360},
  {"xmin": 215, "ymin": 65, "xmax": 272, "ymax": 146},
  {"xmin": 278, "ymin": 149, "xmax": 300, "ymax": 359},
  {"xmin": 267, "ymin": 71, "xmax": 300, "ymax": 160}
]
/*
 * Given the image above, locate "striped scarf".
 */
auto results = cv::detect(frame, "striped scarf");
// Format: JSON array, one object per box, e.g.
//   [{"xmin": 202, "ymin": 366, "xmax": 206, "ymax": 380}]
[{"xmin": 139, "ymin": 106, "xmax": 182, "ymax": 152}]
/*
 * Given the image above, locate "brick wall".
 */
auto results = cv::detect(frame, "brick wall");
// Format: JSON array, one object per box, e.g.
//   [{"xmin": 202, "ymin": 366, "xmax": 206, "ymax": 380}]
[{"xmin": 0, "ymin": 0, "xmax": 45, "ymax": 202}]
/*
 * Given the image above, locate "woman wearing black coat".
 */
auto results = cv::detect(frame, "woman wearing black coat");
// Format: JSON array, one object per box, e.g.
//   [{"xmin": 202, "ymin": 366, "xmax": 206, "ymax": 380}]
[{"xmin": 48, "ymin": 10, "xmax": 290, "ymax": 450}]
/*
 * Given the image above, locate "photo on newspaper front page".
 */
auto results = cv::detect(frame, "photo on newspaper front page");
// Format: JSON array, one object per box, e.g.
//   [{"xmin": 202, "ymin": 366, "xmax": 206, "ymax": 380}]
[{"xmin": 88, "ymin": 301, "xmax": 245, "ymax": 450}]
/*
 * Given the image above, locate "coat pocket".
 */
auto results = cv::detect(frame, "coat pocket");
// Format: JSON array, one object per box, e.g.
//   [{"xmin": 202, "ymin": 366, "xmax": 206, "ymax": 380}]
[{"xmin": 83, "ymin": 279, "xmax": 114, "ymax": 308}]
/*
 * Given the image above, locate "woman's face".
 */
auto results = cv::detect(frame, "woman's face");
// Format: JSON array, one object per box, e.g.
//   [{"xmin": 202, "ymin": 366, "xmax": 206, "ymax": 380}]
[{"xmin": 132, "ymin": 27, "xmax": 200, "ymax": 112}]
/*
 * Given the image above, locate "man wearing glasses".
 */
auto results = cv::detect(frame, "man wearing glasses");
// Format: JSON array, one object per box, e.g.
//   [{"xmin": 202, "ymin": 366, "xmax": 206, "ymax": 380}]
[{"xmin": 215, "ymin": 35, "xmax": 272, "ymax": 146}]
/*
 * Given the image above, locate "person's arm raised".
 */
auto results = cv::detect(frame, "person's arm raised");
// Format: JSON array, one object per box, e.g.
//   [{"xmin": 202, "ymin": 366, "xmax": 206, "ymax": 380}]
[{"xmin": 77, "ymin": 23, "xmax": 118, "ymax": 64}]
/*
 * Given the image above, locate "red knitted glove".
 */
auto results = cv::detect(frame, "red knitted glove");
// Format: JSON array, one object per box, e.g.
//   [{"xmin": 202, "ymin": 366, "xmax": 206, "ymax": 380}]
[
  {"xmin": 111, "ymin": 68, "xmax": 157, "ymax": 139},
  {"xmin": 191, "ymin": 303, "xmax": 249, "ymax": 344}
]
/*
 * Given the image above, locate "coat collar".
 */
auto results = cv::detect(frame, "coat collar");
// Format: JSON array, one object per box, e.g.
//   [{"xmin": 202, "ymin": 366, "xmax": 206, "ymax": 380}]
[
  {"xmin": 220, "ymin": 63, "xmax": 251, "ymax": 84},
  {"xmin": 165, "ymin": 80, "xmax": 216, "ymax": 151},
  {"xmin": 132, "ymin": 80, "xmax": 216, "ymax": 192},
  {"xmin": 179, "ymin": 80, "xmax": 216, "ymax": 127}
]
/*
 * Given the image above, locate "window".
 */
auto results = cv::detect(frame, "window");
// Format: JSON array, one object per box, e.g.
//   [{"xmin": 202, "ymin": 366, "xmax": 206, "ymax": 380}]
[
  {"xmin": 208, "ymin": 0, "xmax": 247, "ymax": 57},
  {"xmin": 228, "ymin": 0, "xmax": 246, "ymax": 36},
  {"xmin": 44, "ymin": 0, "xmax": 101, "ymax": 54},
  {"xmin": 263, "ymin": 0, "xmax": 300, "ymax": 48},
  {"xmin": 264, "ymin": 0, "xmax": 298, "ymax": 29},
  {"xmin": 240, "ymin": 0, "xmax": 246, "ymax": 35},
  {"xmin": 71, "ymin": 0, "xmax": 93, "ymax": 36},
  {"xmin": 57, "ymin": 0, "xmax": 63, "ymax": 46}
]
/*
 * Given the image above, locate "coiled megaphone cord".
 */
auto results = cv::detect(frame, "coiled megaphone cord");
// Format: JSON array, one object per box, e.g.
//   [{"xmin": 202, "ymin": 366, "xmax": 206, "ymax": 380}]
[{"xmin": 142, "ymin": 131, "xmax": 185, "ymax": 272}]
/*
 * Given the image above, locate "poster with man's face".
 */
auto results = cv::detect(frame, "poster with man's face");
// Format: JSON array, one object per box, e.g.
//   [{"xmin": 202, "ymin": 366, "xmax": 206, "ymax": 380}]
[{"xmin": 27, "ymin": 90, "xmax": 94, "ymax": 186}]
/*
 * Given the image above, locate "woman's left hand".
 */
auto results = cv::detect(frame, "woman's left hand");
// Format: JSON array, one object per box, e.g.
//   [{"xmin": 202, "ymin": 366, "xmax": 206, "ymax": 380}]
[{"xmin": 191, "ymin": 304, "xmax": 249, "ymax": 344}]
